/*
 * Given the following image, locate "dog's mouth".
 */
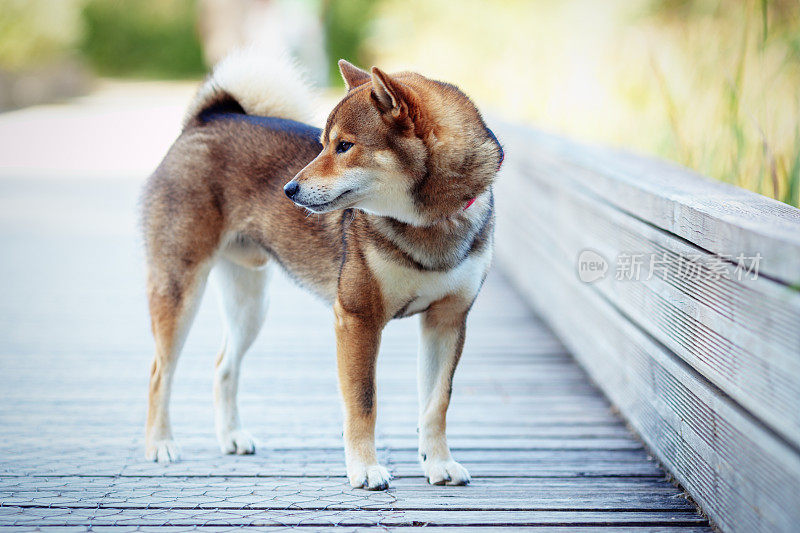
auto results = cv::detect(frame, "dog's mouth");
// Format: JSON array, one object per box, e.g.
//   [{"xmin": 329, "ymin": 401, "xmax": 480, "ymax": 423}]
[{"xmin": 294, "ymin": 189, "xmax": 355, "ymax": 213}]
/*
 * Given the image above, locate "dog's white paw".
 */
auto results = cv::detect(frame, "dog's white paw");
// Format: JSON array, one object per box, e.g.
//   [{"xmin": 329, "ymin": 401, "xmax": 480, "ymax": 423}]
[
  {"xmin": 422, "ymin": 457, "xmax": 471, "ymax": 486},
  {"xmin": 218, "ymin": 429, "xmax": 256, "ymax": 455},
  {"xmin": 347, "ymin": 462, "xmax": 392, "ymax": 490},
  {"xmin": 145, "ymin": 439, "xmax": 180, "ymax": 464}
]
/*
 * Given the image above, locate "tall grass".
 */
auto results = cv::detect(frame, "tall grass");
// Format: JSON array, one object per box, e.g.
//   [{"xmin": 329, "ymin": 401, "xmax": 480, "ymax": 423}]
[{"xmin": 368, "ymin": 0, "xmax": 800, "ymax": 207}]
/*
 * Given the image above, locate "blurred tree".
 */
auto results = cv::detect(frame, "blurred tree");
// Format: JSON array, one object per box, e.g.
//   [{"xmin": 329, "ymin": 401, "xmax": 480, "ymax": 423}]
[
  {"xmin": 322, "ymin": 0, "xmax": 380, "ymax": 86},
  {"xmin": 0, "ymin": 0, "xmax": 82, "ymax": 71},
  {"xmin": 80, "ymin": 0, "xmax": 206, "ymax": 78}
]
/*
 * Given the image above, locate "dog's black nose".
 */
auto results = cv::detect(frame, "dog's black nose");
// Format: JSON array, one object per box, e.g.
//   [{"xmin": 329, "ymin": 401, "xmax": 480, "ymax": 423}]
[{"xmin": 284, "ymin": 181, "xmax": 299, "ymax": 199}]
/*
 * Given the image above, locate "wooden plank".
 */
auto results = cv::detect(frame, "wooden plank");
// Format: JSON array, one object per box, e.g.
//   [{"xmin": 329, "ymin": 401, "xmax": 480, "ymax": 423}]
[
  {"xmin": 0, "ymin": 507, "xmax": 711, "ymax": 527},
  {"xmin": 497, "ymin": 122, "xmax": 800, "ymax": 284},
  {"xmin": 495, "ymin": 210, "xmax": 800, "ymax": 532},
  {"xmin": 494, "ymin": 122, "xmax": 800, "ymax": 532},
  {"xmin": 4, "ymin": 522, "xmax": 709, "ymax": 533},
  {"xmin": 501, "ymin": 157, "xmax": 800, "ymax": 446},
  {"xmin": 1, "ymin": 463, "xmax": 665, "ymax": 479},
  {"xmin": 0, "ymin": 477, "xmax": 696, "ymax": 511}
]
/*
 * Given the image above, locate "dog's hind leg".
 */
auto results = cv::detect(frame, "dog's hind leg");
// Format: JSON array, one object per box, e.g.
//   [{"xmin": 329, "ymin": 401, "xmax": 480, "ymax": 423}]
[
  {"xmin": 211, "ymin": 254, "xmax": 270, "ymax": 455},
  {"xmin": 417, "ymin": 295, "xmax": 472, "ymax": 486},
  {"xmin": 145, "ymin": 261, "xmax": 212, "ymax": 464}
]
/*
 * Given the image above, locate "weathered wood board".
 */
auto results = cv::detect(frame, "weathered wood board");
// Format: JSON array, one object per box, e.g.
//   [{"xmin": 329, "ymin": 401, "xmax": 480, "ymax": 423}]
[
  {"xmin": 0, "ymin": 177, "xmax": 710, "ymax": 530},
  {"xmin": 494, "ymin": 123, "xmax": 800, "ymax": 533}
]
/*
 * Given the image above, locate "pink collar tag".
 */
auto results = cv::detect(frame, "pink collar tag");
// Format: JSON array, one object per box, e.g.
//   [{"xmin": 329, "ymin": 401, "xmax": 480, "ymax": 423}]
[{"xmin": 463, "ymin": 197, "xmax": 477, "ymax": 210}]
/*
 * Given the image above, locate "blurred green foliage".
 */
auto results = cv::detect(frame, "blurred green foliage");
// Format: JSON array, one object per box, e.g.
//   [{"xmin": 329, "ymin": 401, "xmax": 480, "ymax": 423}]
[
  {"xmin": 371, "ymin": 0, "xmax": 800, "ymax": 206},
  {"xmin": 80, "ymin": 0, "xmax": 205, "ymax": 78},
  {"xmin": 0, "ymin": 0, "xmax": 797, "ymax": 206},
  {"xmin": 322, "ymin": 0, "xmax": 380, "ymax": 86},
  {"xmin": 0, "ymin": 0, "xmax": 82, "ymax": 71},
  {"xmin": 643, "ymin": 0, "xmax": 800, "ymax": 206}
]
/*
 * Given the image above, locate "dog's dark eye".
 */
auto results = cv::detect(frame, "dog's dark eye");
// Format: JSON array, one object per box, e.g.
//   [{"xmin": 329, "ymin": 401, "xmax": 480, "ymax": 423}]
[{"xmin": 335, "ymin": 141, "xmax": 354, "ymax": 154}]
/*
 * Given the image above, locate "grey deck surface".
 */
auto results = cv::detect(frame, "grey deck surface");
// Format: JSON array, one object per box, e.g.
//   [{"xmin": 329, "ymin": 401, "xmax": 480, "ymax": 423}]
[{"xmin": 0, "ymin": 177, "xmax": 710, "ymax": 530}]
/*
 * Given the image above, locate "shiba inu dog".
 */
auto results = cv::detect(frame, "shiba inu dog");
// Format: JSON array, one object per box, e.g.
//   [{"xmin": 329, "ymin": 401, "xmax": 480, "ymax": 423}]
[{"xmin": 141, "ymin": 47, "xmax": 503, "ymax": 490}]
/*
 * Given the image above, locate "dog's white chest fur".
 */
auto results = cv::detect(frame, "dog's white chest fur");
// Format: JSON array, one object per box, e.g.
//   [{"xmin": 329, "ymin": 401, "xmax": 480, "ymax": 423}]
[{"xmin": 365, "ymin": 242, "xmax": 492, "ymax": 319}]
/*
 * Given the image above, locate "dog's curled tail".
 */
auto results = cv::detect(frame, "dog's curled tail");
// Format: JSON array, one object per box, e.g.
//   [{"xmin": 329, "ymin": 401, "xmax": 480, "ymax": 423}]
[{"xmin": 185, "ymin": 46, "xmax": 317, "ymax": 126}]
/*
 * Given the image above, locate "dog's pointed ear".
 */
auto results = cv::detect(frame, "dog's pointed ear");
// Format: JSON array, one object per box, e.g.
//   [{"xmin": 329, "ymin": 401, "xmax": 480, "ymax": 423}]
[
  {"xmin": 370, "ymin": 67, "xmax": 408, "ymax": 120},
  {"xmin": 338, "ymin": 59, "xmax": 370, "ymax": 91}
]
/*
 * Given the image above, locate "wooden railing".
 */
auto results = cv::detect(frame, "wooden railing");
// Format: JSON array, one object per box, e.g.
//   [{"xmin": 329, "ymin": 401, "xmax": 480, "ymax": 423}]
[{"xmin": 493, "ymin": 122, "xmax": 800, "ymax": 533}]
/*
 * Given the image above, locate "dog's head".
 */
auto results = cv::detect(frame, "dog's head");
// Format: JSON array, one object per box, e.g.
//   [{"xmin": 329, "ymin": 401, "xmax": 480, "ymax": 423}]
[{"xmin": 284, "ymin": 60, "xmax": 503, "ymax": 225}]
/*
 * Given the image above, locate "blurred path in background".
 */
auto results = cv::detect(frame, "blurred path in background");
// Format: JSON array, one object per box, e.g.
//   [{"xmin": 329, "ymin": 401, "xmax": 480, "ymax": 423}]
[
  {"xmin": 0, "ymin": 81, "xmax": 196, "ymax": 180},
  {"xmin": 0, "ymin": 87, "xmax": 709, "ymax": 530}
]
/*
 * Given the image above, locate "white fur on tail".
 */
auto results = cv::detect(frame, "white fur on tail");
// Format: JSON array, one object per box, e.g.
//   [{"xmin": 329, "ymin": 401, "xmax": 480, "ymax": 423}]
[{"xmin": 186, "ymin": 46, "xmax": 318, "ymax": 124}]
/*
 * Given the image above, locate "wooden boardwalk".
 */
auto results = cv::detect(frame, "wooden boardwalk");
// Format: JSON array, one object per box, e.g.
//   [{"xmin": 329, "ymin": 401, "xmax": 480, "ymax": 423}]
[
  {"xmin": 0, "ymin": 177, "xmax": 710, "ymax": 530},
  {"xmin": 0, "ymin": 86, "xmax": 712, "ymax": 530}
]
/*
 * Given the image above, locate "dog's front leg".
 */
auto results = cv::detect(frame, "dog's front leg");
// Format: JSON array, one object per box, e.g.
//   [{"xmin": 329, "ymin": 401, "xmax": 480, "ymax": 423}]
[
  {"xmin": 334, "ymin": 299, "xmax": 391, "ymax": 490},
  {"xmin": 417, "ymin": 296, "xmax": 472, "ymax": 485}
]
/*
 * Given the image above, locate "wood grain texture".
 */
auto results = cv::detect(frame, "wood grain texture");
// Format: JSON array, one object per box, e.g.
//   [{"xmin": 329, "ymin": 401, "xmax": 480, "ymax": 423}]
[
  {"xmin": 497, "ymin": 122, "xmax": 800, "ymax": 284},
  {"xmin": 0, "ymin": 178, "xmax": 710, "ymax": 530},
  {"xmin": 493, "ymin": 122, "xmax": 800, "ymax": 533},
  {"xmin": 503, "ymin": 155, "xmax": 800, "ymax": 446}
]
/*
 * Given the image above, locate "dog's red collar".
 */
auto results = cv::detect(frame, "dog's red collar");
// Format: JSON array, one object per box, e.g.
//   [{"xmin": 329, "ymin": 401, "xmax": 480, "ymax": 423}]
[{"xmin": 463, "ymin": 149, "xmax": 503, "ymax": 211}]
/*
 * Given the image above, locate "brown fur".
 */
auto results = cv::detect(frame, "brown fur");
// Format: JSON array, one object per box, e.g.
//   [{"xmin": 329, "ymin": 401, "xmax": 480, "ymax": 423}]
[
  {"xmin": 141, "ymin": 58, "xmax": 501, "ymax": 489},
  {"xmin": 302, "ymin": 69, "xmax": 500, "ymax": 224}
]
